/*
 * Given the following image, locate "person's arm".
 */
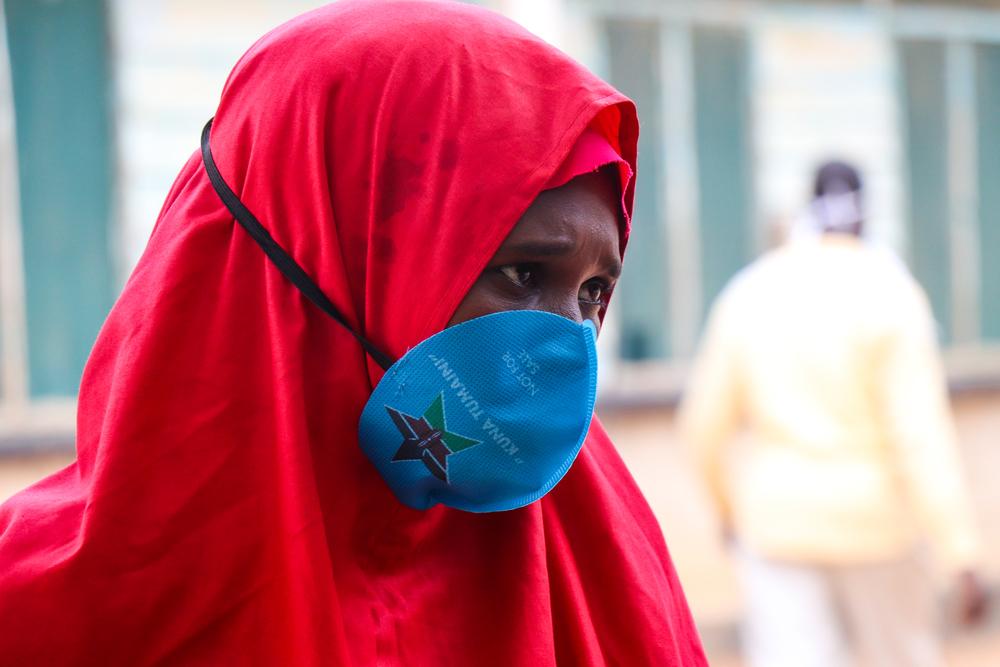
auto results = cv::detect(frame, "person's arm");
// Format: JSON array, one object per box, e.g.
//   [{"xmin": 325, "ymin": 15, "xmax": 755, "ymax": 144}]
[
  {"xmin": 678, "ymin": 294, "xmax": 743, "ymax": 534},
  {"xmin": 878, "ymin": 279, "xmax": 988, "ymax": 624}
]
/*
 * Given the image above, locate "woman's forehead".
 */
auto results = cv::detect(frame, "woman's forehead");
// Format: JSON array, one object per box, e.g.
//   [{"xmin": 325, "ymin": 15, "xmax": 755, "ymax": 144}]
[{"xmin": 498, "ymin": 172, "xmax": 622, "ymax": 264}]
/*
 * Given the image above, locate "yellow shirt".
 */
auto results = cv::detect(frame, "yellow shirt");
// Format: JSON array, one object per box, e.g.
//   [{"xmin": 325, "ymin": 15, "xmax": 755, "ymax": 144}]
[{"xmin": 679, "ymin": 236, "xmax": 981, "ymax": 571}]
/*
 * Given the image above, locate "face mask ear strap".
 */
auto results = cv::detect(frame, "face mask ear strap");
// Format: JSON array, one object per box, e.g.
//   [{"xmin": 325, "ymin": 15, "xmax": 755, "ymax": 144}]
[{"xmin": 200, "ymin": 118, "xmax": 395, "ymax": 371}]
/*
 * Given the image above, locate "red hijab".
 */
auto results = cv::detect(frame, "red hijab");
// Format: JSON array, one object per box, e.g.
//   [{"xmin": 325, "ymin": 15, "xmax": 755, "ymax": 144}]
[{"xmin": 0, "ymin": 2, "xmax": 707, "ymax": 664}]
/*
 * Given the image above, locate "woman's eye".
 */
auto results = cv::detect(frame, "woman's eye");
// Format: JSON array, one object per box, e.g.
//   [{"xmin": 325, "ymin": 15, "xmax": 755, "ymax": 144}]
[
  {"xmin": 499, "ymin": 264, "xmax": 535, "ymax": 288},
  {"xmin": 579, "ymin": 280, "xmax": 609, "ymax": 306}
]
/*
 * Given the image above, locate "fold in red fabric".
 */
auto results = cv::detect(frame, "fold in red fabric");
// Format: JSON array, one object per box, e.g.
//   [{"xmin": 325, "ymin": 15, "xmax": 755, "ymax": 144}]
[
  {"xmin": 0, "ymin": 1, "xmax": 707, "ymax": 664},
  {"xmin": 544, "ymin": 127, "xmax": 633, "ymax": 224}
]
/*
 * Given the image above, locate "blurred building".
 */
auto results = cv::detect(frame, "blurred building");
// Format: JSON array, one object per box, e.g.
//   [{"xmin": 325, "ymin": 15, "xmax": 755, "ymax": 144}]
[{"xmin": 578, "ymin": 0, "xmax": 1000, "ymax": 404}]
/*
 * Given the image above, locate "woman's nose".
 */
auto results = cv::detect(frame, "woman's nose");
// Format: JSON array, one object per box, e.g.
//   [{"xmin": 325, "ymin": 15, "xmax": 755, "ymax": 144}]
[{"xmin": 537, "ymin": 292, "xmax": 584, "ymax": 324}]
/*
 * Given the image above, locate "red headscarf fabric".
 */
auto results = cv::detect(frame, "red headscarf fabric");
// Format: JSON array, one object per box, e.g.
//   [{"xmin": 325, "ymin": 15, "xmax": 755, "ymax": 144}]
[
  {"xmin": 0, "ymin": 2, "xmax": 707, "ymax": 665},
  {"xmin": 544, "ymin": 126, "xmax": 633, "ymax": 226}
]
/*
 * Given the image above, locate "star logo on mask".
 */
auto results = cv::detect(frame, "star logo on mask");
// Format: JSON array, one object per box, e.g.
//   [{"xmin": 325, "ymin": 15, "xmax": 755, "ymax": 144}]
[{"xmin": 386, "ymin": 393, "xmax": 481, "ymax": 484}]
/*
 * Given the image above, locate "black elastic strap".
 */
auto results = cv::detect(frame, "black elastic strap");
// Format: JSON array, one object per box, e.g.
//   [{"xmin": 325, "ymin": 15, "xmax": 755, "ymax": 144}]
[{"xmin": 200, "ymin": 118, "xmax": 395, "ymax": 371}]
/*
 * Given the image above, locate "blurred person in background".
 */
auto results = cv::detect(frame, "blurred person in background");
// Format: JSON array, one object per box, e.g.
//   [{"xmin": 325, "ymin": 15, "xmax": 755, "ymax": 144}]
[
  {"xmin": 680, "ymin": 160, "xmax": 989, "ymax": 667},
  {"xmin": 0, "ymin": 1, "xmax": 708, "ymax": 664}
]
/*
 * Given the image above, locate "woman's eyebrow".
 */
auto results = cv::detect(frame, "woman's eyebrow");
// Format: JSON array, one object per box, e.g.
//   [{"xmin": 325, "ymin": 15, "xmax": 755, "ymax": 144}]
[
  {"xmin": 498, "ymin": 238, "xmax": 623, "ymax": 278},
  {"xmin": 500, "ymin": 238, "xmax": 577, "ymax": 257}
]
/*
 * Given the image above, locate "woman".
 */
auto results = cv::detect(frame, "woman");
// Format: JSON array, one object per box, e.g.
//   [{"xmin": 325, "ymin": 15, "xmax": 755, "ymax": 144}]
[{"xmin": 0, "ymin": 1, "xmax": 707, "ymax": 664}]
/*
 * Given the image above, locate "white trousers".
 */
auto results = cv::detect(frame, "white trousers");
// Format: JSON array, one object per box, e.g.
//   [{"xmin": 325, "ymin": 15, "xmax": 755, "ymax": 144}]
[{"xmin": 737, "ymin": 547, "xmax": 943, "ymax": 667}]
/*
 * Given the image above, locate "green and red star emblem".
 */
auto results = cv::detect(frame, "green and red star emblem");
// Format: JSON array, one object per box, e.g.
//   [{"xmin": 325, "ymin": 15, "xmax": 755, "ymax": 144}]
[{"xmin": 386, "ymin": 393, "xmax": 481, "ymax": 483}]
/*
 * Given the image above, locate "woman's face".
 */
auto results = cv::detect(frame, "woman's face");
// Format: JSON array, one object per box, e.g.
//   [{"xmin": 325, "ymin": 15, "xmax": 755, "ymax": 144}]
[{"xmin": 448, "ymin": 170, "xmax": 622, "ymax": 331}]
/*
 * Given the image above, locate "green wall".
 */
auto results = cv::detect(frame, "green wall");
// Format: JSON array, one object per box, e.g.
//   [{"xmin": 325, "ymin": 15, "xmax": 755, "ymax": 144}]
[
  {"xmin": 4, "ymin": 0, "xmax": 114, "ymax": 397},
  {"xmin": 977, "ymin": 43, "xmax": 1000, "ymax": 341},
  {"xmin": 604, "ymin": 18, "xmax": 670, "ymax": 360},
  {"xmin": 693, "ymin": 26, "xmax": 752, "ymax": 323},
  {"xmin": 899, "ymin": 39, "xmax": 952, "ymax": 341}
]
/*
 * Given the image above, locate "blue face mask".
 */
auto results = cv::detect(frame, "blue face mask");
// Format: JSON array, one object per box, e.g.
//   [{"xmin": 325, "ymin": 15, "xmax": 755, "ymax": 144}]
[
  {"xmin": 201, "ymin": 119, "xmax": 597, "ymax": 513},
  {"xmin": 360, "ymin": 310, "xmax": 596, "ymax": 512}
]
